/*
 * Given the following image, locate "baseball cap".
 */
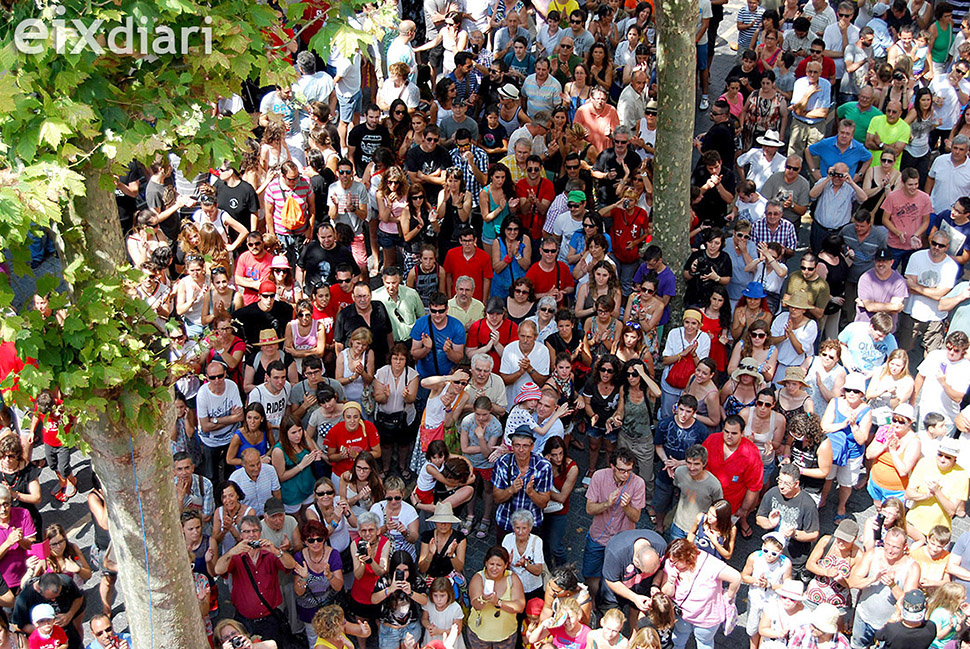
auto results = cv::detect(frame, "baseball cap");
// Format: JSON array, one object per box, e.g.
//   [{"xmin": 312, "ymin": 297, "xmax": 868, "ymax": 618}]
[{"xmin": 264, "ymin": 497, "xmax": 285, "ymax": 516}]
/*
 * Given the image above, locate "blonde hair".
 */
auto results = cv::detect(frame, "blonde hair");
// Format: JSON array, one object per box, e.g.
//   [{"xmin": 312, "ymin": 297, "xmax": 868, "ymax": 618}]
[
  {"xmin": 600, "ymin": 608, "xmax": 625, "ymax": 628},
  {"xmin": 558, "ymin": 597, "xmax": 582, "ymax": 618},
  {"xmin": 349, "ymin": 327, "xmax": 373, "ymax": 346},
  {"xmin": 629, "ymin": 628, "xmax": 661, "ymax": 649},
  {"xmin": 928, "ymin": 582, "xmax": 966, "ymax": 615},
  {"xmin": 312, "ymin": 605, "xmax": 346, "ymax": 642}
]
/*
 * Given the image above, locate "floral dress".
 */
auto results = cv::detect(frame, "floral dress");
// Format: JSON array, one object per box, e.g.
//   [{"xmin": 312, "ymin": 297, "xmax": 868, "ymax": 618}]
[
  {"xmin": 743, "ymin": 92, "xmax": 784, "ymax": 150},
  {"xmin": 805, "ymin": 539, "xmax": 852, "ymax": 611}
]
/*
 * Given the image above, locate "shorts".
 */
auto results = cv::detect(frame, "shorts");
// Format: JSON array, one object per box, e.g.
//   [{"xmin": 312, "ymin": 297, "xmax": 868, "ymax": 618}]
[
  {"xmin": 349, "ymin": 596, "xmax": 381, "ymax": 623},
  {"xmin": 587, "ymin": 426, "xmax": 618, "ymax": 444},
  {"xmin": 474, "ymin": 467, "xmax": 493, "ymax": 482},
  {"xmin": 582, "ymin": 534, "xmax": 607, "ymax": 579},
  {"xmin": 866, "ymin": 477, "xmax": 905, "ymax": 503},
  {"xmin": 827, "ymin": 454, "xmax": 864, "ymax": 488},
  {"xmin": 746, "ymin": 601, "xmax": 765, "ymax": 636},
  {"xmin": 696, "ymin": 43, "xmax": 709, "ymax": 71},
  {"xmin": 377, "ymin": 230, "xmax": 404, "ymax": 249},
  {"xmin": 379, "ymin": 620, "xmax": 422, "ymax": 649},
  {"xmin": 415, "ymin": 487, "xmax": 433, "ymax": 504},
  {"xmin": 45, "ymin": 444, "xmax": 72, "ymax": 477},
  {"xmin": 337, "ymin": 91, "xmax": 362, "ymax": 123}
]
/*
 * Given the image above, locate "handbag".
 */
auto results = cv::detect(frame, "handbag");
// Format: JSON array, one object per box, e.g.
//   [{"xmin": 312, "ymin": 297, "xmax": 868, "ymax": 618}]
[
  {"xmin": 241, "ymin": 554, "xmax": 305, "ymax": 649},
  {"xmin": 666, "ymin": 330, "xmax": 697, "ymax": 390},
  {"xmin": 376, "ymin": 409, "xmax": 408, "ymax": 434},
  {"xmin": 672, "ymin": 552, "xmax": 706, "ymax": 618}
]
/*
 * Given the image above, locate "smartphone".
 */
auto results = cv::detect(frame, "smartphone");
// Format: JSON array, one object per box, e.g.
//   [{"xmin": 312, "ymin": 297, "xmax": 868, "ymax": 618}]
[
  {"xmin": 395, "ymin": 568, "xmax": 406, "ymax": 582},
  {"xmin": 482, "ymin": 578, "xmax": 495, "ymax": 596}
]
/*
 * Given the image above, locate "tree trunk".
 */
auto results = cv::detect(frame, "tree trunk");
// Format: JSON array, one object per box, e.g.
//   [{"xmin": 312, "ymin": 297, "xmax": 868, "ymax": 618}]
[
  {"xmin": 84, "ymin": 410, "xmax": 210, "ymax": 649},
  {"xmin": 653, "ymin": 0, "xmax": 698, "ymax": 319},
  {"xmin": 69, "ymin": 173, "xmax": 209, "ymax": 649}
]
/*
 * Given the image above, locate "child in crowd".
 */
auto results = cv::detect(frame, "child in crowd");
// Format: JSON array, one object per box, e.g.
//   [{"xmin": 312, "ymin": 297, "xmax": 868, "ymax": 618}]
[
  {"xmin": 741, "ymin": 532, "xmax": 792, "ymax": 649},
  {"xmin": 27, "ymin": 605, "xmax": 67, "ymax": 649}
]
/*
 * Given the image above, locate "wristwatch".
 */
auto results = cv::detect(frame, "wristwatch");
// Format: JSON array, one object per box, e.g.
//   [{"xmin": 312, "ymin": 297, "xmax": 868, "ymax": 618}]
[{"xmin": 213, "ymin": 417, "xmax": 219, "ymax": 425}]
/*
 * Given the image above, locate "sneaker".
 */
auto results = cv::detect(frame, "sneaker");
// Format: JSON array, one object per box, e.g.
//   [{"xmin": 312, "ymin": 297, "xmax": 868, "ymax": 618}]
[
  {"xmin": 698, "ymin": 96, "xmax": 710, "ymax": 111},
  {"xmin": 582, "ymin": 471, "xmax": 594, "ymax": 486}
]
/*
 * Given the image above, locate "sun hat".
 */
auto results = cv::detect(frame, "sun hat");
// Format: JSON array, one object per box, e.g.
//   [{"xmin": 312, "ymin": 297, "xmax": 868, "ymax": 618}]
[
  {"xmin": 731, "ymin": 361, "xmax": 762, "ymax": 382},
  {"xmin": 783, "ymin": 291, "xmax": 814, "ymax": 310},
  {"xmin": 756, "ymin": 130, "xmax": 785, "ymax": 148},
  {"xmin": 644, "ymin": 100, "xmax": 658, "ymax": 114},
  {"xmin": 498, "ymin": 83, "xmax": 520, "ymax": 100},
  {"xmin": 270, "ymin": 255, "xmax": 291, "ymax": 270},
  {"xmin": 939, "ymin": 437, "xmax": 961, "ymax": 458},
  {"xmin": 812, "ymin": 603, "xmax": 841, "ymax": 634},
  {"xmin": 781, "ymin": 366, "xmax": 809, "ymax": 386},
  {"xmin": 514, "ymin": 382, "xmax": 543, "ymax": 404},
  {"xmin": 892, "ymin": 403, "xmax": 916, "ymax": 421},
  {"xmin": 833, "ymin": 518, "xmax": 859, "ymax": 542},
  {"xmin": 742, "ymin": 281, "xmax": 767, "ymax": 299},
  {"xmin": 254, "ymin": 328, "xmax": 283, "ymax": 346},
  {"xmin": 428, "ymin": 501, "xmax": 462, "ymax": 524},
  {"xmin": 843, "ymin": 372, "xmax": 867, "ymax": 394},
  {"xmin": 777, "ymin": 580, "xmax": 805, "ymax": 601}
]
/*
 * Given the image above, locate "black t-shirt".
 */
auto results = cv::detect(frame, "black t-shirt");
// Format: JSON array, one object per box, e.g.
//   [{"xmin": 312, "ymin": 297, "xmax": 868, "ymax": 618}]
[
  {"xmin": 404, "ymin": 145, "xmax": 454, "ymax": 202},
  {"xmin": 309, "ymin": 172, "xmax": 335, "ymax": 223},
  {"xmin": 214, "ymin": 178, "xmax": 259, "ymax": 226},
  {"xmin": 727, "ymin": 64, "xmax": 763, "ymax": 100},
  {"xmin": 554, "ymin": 172, "xmax": 597, "ymax": 206},
  {"xmin": 690, "ymin": 165, "xmax": 737, "ymax": 227},
  {"xmin": 333, "ymin": 301, "xmax": 393, "ymax": 363},
  {"xmin": 233, "ymin": 301, "xmax": 294, "ymax": 352},
  {"xmin": 419, "ymin": 529, "xmax": 467, "ymax": 579},
  {"xmin": 592, "ymin": 148, "xmax": 642, "ymax": 206},
  {"xmin": 297, "ymin": 242, "xmax": 359, "ymax": 290},
  {"xmin": 683, "ymin": 250, "xmax": 733, "ymax": 307},
  {"xmin": 347, "ymin": 124, "xmax": 393, "ymax": 174},
  {"xmin": 479, "ymin": 122, "xmax": 509, "ymax": 164},
  {"xmin": 755, "ymin": 486, "xmax": 820, "ymax": 568},
  {"xmin": 699, "ymin": 122, "xmax": 736, "ymax": 170},
  {"xmin": 114, "ymin": 159, "xmax": 147, "ymax": 230},
  {"xmin": 12, "ymin": 576, "xmax": 79, "ymax": 635},
  {"xmin": 601, "ymin": 530, "xmax": 668, "ymax": 605},
  {"xmin": 876, "ymin": 621, "xmax": 937, "ymax": 649}
]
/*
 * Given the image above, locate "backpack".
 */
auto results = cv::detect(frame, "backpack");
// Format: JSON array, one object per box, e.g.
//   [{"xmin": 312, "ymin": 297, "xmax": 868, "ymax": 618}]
[{"xmin": 280, "ymin": 191, "xmax": 306, "ymax": 231}]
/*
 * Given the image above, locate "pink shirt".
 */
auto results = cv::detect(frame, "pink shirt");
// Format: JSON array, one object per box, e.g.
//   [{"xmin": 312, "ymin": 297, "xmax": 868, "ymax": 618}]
[
  {"xmin": 586, "ymin": 469, "xmax": 646, "ymax": 545},
  {"xmin": 0, "ymin": 507, "xmax": 36, "ymax": 589},
  {"xmin": 664, "ymin": 551, "xmax": 728, "ymax": 627},
  {"xmin": 573, "ymin": 103, "xmax": 619, "ymax": 153},
  {"xmin": 28, "ymin": 626, "xmax": 67, "ymax": 649},
  {"xmin": 549, "ymin": 624, "xmax": 592, "ymax": 649},
  {"xmin": 235, "ymin": 251, "xmax": 274, "ymax": 305},
  {"xmin": 881, "ymin": 187, "xmax": 932, "ymax": 250}
]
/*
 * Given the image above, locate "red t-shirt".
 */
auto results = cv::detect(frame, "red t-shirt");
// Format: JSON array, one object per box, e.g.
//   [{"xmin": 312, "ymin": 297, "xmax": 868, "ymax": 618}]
[
  {"xmin": 795, "ymin": 56, "xmax": 836, "ymax": 80},
  {"xmin": 611, "ymin": 207, "xmax": 650, "ymax": 264},
  {"xmin": 702, "ymin": 433, "xmax": 764, "ymax": 512},
  {"xmin": 466, "ymin": 318, "xmax": 519, "ymax": 368},
  {"xmin": 525, "ymin": 261, "xmax": 575, "ymax": 304},
  {"xmin": 325, "ymin": 420, "xmax": 381, "ymax": 475},
  {"xmin": 516, "ymin": 178, "xmax": 556, "ymax": 242},
  {"xmin": 443, "ymin": 248, "xmax": 494, "ymax": 301},
  {"xmin": 35, "ymin": 398, "xmax": 71, "ymax": 448},
  {"xmin": 236, "ymin": 251, "xmax": 274, "ymax": 305},
  {"xmin": 329, "ymin": 284, "xmax": 353, "ymax": 313},
  {"xmin": 28, "ymin": 626, "xmax": 67, "ymax": 649},
  {"xmin": 312, "ymin": 301, "xmax": 337, "ymax": 349},
  {"xmin": 0, "ymin": 341, "xmax": 32, "ymax": 401}
]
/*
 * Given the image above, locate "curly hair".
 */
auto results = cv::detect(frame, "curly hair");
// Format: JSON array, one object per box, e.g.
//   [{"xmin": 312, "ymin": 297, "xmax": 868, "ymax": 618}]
[
  {"xmin": 666, "ymin": 538, "xmax": 700, "ymax": 570},
  {"xmin": 788, "ymin": 411, "xmax": 824, "ymax": 450}
]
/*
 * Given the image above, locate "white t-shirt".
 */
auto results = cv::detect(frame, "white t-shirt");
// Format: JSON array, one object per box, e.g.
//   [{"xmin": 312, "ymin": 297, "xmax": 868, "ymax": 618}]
[
  {"xmin": 822, "ymin": 22, "xmax": 860, "ymax": 79},
  {"xmin": 770, "ymin": 313, "xmax": 818, "ymax": 369},
  {"xmin": 553, "ymin": 213, "xmax": 585, "ymax": 262},
  {"xmin": 661, "ymin": 328, "xmax": 711, "ymax": 389},
  {"xmin": 918, "ymin": 350, "xmax": 970, "ymax": 424},
  {"xmin": 735, "ymin": 195, "xmax": 767, "ymax": 223},
  {"xmin": 696, "ymin": 0, "xmax": 714, "ymax": 46},
  {"xmin": 248, "ymin": 382, "xmax": 292, "ymax": 430},
  {"xmin": 637, "ymin": 118, "xmax": 656, "ymax": 160},
  {"xmin": 196, "ymin": 380, "xmax": 244, "ymax": 447},
  {"xmin": 369, "ymin": 500, "xmax": 419, "ymax": 551},
  {"xmin": 378, "ymin": 79, "xmax": 421, "ymax": 110},
  {"xmin": 293, "ymin": 72, "xmax": 336, "ymax": 131},
  {"xmin": 502, "ymin": 532, "xmax": 546, "ymax": 593},
  {"xmin": 737, "ymin": 149, "xmax": 786, "ymax": 192},
  {"xmin": 500, "ymin": 341, "xmax": 551, "ymax": 406},
  {"xmin": 903, "ymin": 250, "xmax": 959, "ymax": 322}
]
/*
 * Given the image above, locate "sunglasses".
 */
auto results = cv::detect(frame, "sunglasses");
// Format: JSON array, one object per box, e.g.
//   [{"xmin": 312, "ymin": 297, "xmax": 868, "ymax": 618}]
[
  {"xmin": 430, "ymin": 308, "xmax": 447, "ymax": 314},
  {"xmin": 931, "ymin": 241, "xmax": 948, "ymax": 248},
  {"xmin": 247, "ymin": 242, "xmax": 263, "ymax": 248},
  {"xmin": 785, "ymin": 165, "xmax": 800, "ymax": 171},
  {"xmin": 540, "ymin": 307, "xmax": 555, "ymax": 313},
  {"xmin": 800, "ymin": 265, "xmax": 815, "ymax": 271},
  {"xmin": 891, "ymin": 416, "xmax": 911, "ymax": 425},
  {"xmin": 542, "ymin": 248, "xmax": 557, "ymax": 254},
  {"xmin": 566, "ymin": 164, "xmax": 580, "ymax": 170},
  {"xmin": 305, "ymin": 536, "xmax": 325, "ymax": 544},
  {"xmin": 643, "ymin": 287, "xmax": 655, "ymax": 294},
  {"xmin": 567, "ymin": 202, "xmax": 582, "ymax": 208},
  {"xmin": 762, "ymin": 547, "xmax": 780, "ymax": 557},
  {"xmin": 337, "ymin": 170, "xmax": 353, "ymax": 175},
  {"xmin": 336, "ymin": 277, "xmax": 353, "ymax": 283},
  {"xmin": 881, "ymin": 157, "xmax": 894, "ymax": 164},
  {"xmin": 844, "ymin": 388, "xmax": 864, "ymax": 395},
  {"xmin": 600, "ymin": 367, "xmax": 615, "ymax": 374},
  {"xmin": 527, "ymin": 167, "xmax": 541, "ymax": 172},
  {"xmin": 387, "ymin": 495, "xmax": 403, "ymax": 501},
  {"xmin": 411, "ymin": 195, "xmax": 425, "ymax": 200},
  {"xmin": 757, "ymin": 400, "xmax": 773, "ymax": 407},
  {"xmin": 425, "ymin": 137, "xmax": 439, "ymax": 143},
  {"xmin": 736, "ymin": 233, "xmax": 750, "ymax": 240},
  {"xmin": 751, "ymin": 331, "xmax": 766, "ymax": 338},
  {"xmin": 208, "ymin": 373, "xmax": 226, "ymax": 380},
  {"xmin": 316, "ymin": 490, "xmax": 335, "ymax": 496}
]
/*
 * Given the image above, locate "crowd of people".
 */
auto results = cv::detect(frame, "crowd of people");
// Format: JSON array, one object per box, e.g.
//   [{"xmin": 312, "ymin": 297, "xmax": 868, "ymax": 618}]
[{"xmin": 11, "ymin": 0, "xmax": 970, "ymax": 648}]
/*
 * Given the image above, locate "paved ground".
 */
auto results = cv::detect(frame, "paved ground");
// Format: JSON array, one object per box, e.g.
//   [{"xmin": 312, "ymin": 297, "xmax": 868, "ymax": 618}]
[{"xmin": 12, "ymin": 6, "xmax": 970, "ymax": 649}]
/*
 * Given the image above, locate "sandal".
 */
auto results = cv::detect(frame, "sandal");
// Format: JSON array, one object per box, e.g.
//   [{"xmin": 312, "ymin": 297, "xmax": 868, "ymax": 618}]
[
  {"xmin": 476, "ymin": 519, "xmax": 491, "ymax": 539},
  {"xmin": 461, "ymin": 515, "xmax": 475, "ymax": 536},
  {"xmin": 738, "ymin": 521, "xmax": 754, "ymax": 539},
  {"xmin": 646, "ymin": 507, "xmax": 658, "ymax": 525}
]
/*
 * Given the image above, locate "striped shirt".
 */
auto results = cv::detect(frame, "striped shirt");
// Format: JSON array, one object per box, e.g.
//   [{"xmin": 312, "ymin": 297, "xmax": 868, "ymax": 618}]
[{"xmin": 265, "ymin": 175, "xmax": 312, "ymax": 235}]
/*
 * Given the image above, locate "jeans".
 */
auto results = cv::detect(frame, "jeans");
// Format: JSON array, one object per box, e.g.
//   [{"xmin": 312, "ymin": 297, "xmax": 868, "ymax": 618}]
[
  {"xmin": 651, "ymin": 470, "xmax": 675, "ymax": 516},
  {"xmin": 673, "ymin": 618, "xmax": 720, "ymax": 649},
  {"xmin": 668, "ymin": 524, "xmax": 687, "ymax": 540},
  {"xmin": 850, "ymin": 616, "xmax": 877, "ymax": 649},
  {"xmin": 202, "ymin": 442, "xmax": 229, "ymax": 485},
  {"xmin": 277, "ymin": 232, "xmax": 308, "ymax": 269},
  {"xmin": 541, "ymin": 513, "xmax": 569, "ymax": 566}
]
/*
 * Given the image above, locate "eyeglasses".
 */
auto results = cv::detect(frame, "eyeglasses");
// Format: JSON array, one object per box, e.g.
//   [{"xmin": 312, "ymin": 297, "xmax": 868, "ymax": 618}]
[
  {"xmin": 387, "ymin": 495, "xmax": 403, "ymax": 501},
  {"xmin": 305, "ymin": 537, "xmax": 325, "ymax": 544},
  {"xmin": 208, "ymin": 373, "xmax": 226, "ymax": 380},
  {"xmin": 337, "ymin": 169, "xmax": 354, "ymax": 175},
  {"xmin": 316, "ymin": 489, "xmax": 335, "ymax": 496}
]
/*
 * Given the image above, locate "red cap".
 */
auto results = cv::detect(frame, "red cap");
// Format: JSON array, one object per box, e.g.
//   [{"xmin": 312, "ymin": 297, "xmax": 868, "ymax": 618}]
[
  {"xmin": 259, "ymin": 279, "xmax": 277, "ymax": 295},
  {"xmin": 526, "ymin": 598, "xmax": 544, "ymax": 616}
]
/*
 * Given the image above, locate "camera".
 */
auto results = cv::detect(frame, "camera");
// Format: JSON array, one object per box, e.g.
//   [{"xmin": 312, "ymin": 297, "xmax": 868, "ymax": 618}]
[
  {"xmin": 357, "ymin": 540, "xmax": 369, "ymax": 556},
  {"xmin": 230, "ymin": 637, "xmax": 247, "ymax": 649},
  {"xmin": 395, "ymin": 568, "xmax": 406, "ymax": 582},
  {"xmin": 874, "ymin": 513, "xmax": 885, "ymax": 546},
  {"xmin": 248, "ymin": 540, "xmax": 261, "ymax": 549}
]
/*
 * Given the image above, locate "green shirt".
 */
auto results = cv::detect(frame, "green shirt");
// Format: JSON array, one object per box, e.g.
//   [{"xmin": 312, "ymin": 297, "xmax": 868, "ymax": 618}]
[
  {"xmin": 373, "ymin": 284, "xmax": 427, "ymax": 342},
  {"xmin": 837, "ymin": 102, "xmax": 883, "ymax": 143},
  {"xmin": 867, "ymin": 115, "xmax": 912, "ymax": 168},
  {"xmin": 549, "ymin": 54, "xmax": 584, "ymax": 87}
]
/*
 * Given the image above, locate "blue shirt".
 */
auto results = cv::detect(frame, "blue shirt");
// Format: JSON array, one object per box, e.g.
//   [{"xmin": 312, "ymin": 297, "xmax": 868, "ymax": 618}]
[
  {"xmin": 808, "ymin": 136, "xmax": 872, "ymax": 177},
  {"xmin": 792, "ymin": 77, "xmax": 832, "ymax": 125},
  {"xmin": 410, "ymin": 315, "xmax": 467, "ymax": 378},
  {"xmin": 493, "ymin": 452, "xmax": 553, "ymax": 530},
  {"xmin": 931, "ymin": 209, "xmax": 970, "ymax": 276},
  {"xmin": 87, "ymin": 633, "xmax": 133, "ymax": 649},
  {"xmin": 653, "ymin": 417, "xmax": 710, "ymax": 483},
  {"xmin": 837, "ymin": 321, "xmax": 898, "ymax": 375}
]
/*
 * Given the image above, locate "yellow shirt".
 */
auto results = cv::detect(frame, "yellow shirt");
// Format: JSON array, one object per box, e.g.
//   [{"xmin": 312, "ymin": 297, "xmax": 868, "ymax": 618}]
[
  {"xmin": 905, "ymin": 458, "xmax": 969, "ymax": 534},
  {"xmin": 548, "ymin": 0, "xmax": 580, "ymax": 24}
]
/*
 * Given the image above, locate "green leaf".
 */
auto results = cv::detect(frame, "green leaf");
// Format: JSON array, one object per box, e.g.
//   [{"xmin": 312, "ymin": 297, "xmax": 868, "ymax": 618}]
[{"xmin": 38, "ymin": 120, "xmax": 73, "ymax": 148}]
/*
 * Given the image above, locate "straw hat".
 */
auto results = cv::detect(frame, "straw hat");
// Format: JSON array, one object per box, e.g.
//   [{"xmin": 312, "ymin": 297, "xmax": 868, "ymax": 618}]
[
  {"xmin": 783, "ymin": 291, "xmax": 814, "ymax": 311},
  {"xmin": 781, "ymin": 366, "xmax": 808, "ymax": 386},
  {"xmin": 812, "ymin": 603, "xmax": 841, "ymax": 634},
  {"xmin": 254, "ymin": 328, "xmax": 283, "ymax": 346},
  {"xmin": 731, "ymin": 361, "xmax": 762, "ymax": 382},
  {"xmin": 428, "ymin": 502, "xmax": 461, "ymax": 524}
]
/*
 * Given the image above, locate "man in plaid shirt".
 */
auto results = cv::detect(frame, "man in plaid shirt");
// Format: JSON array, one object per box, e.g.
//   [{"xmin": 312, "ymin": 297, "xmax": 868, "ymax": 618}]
[
  {"xmin": 492, "ymin": 427, "xmax": 553, "ymax": 539},
  {"xmin": 450, "ymin": 129, "xmax": 489, "ymax": 208}
]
